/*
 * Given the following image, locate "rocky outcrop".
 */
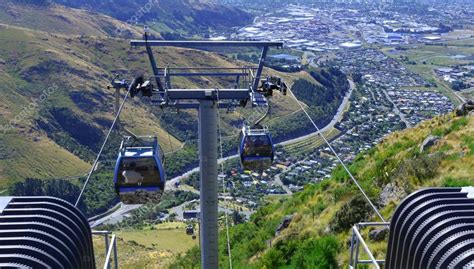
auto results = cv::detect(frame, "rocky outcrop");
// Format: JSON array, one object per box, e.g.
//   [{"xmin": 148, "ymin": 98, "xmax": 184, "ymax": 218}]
[
  {"xmin": 455, "ymin": 100, "xmax": 474, "ymax": 117},
  {"xmin": 420, "ymin": 135, "xmax": 440, "ymax": 152},
  {"xmin": 369, "ymin": 227, "xmax": 389, "ymax": 242},
  {"xmin": 380, "ymin": 182, "xmax": 406, "ymax": 206},
  {"xmin": 275, "ymin": 215, "xmax": 293, "ymax": 236}
]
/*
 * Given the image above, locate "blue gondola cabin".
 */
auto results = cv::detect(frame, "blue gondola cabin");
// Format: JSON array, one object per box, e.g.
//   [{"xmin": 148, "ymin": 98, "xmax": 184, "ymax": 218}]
[
  {"xmin": 114, "ymin": 136, "xmax": 166, "ymax": 204},
  {"xmin": 239, "ymin": 125, "xmax": 275, "ymax": 171}
]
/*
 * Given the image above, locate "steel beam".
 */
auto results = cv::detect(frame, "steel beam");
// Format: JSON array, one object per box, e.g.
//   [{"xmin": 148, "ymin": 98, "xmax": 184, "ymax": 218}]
[
  {"xmin": 160, "ymin": 67, "xmax": 257, "ymax": 70},
  {"xmin": 159, "ymin": 72, "xmax": 250, "ymax": 77},
  {"xmin": 131, "ymin": 40, "xmax": 283, "ymax": 48},
  {"xmin": 143, "ymin": 35, "xmax": 164, "ymax": 91},
  {"xmin": 252, "ymin": 46, "xmax": 269, "ymax": 92},
  {"xmin": 160, "ymin": 102, "xmax": 240, "ymax": 110},
  {"xmin": 165, "ymin": 88, "xmax": 249, "ymax": 100}
]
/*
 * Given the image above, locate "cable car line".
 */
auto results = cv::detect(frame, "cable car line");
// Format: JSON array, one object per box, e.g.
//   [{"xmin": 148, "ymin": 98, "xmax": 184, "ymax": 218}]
[
  {"xmin": 75, "ymin": 84, "xmax": 133, "ymax": 207},
  {"xmin": 157, "ymin": 109, "xmax": 176, "ymax": 156},
  {"xmin": 166, "ymin": 128, "xmax": 175, "ymax": 156},
  {"xmin": 287, "ymin": 88, "xmax": 386, "ymax": 223},
  {"xmin": 216, "ymin": 89, "xmax": 234, "ymax": 269},
  {"xmin": 254, "ymin": 103, "xmax": 270, "ymax": 126}
]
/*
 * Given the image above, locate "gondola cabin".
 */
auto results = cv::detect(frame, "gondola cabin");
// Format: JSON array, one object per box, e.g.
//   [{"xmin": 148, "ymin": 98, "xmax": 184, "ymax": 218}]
[
  {"xmin": 239, "ymin": 125, "xmax": 275, "ymax": 171},
  {"xmin": 114, "ymin": 136, "xmax": 166, "ymax": 204}
]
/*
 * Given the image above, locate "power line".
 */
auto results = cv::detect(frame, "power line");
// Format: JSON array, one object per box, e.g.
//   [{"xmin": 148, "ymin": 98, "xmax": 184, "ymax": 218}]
[
  {"xmin": 75, "ymin": 86, "xmax": 132, "ymax": 207},
  {"xmin": 216, "ymin": 89, "xmax": 234, "ymax": 269},
  {"xmin": 288, "ymin": 87, "xmax": 386, "ymax": 222}
]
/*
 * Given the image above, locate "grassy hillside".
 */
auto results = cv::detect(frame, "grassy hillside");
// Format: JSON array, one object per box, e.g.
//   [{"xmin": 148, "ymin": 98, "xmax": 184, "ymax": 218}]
[
  {"xmin": 47, "ymin": 0, "xmax": 252, "ymax": 36},
  {"xmin": 171, "ymin": 113, "xmax": 474, "ymax": 268},
  {"xmin": 94, "ymin": 222, "xmax": 199, "ymax": 269},
  {"xmin": 0, "ymin": 26, "xmax": 165, "ymax": 183},
  {"xmin": 0, "ymin": 0, "xmax": 142, "ymax": 37}
]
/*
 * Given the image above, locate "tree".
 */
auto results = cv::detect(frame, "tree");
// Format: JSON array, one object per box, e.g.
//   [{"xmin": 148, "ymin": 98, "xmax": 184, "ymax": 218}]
[
  {"xmin": 10, "ymin": 178, "xmax": 43, "ymax": 196},
  {"xmin": 9, "ymin": 178, "xmax": 85, "ymax": 208},
  {"xmin": 452, "ymin": 80, "xmax": 467, "ymax": 91},
  {"xmin": 352, "ymin": 72, "xmax": 363, "ymax": 83},
  {"xmin": 232, "ymin": 210, "xmax": 244, "ymax": 225}
]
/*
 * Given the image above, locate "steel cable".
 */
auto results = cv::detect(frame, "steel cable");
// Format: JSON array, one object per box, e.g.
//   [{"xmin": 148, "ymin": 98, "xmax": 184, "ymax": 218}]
[
  {"xmin": 216, "ymin": 89, "xmax": 234, "ymax": 269},
  {"xmin": 288, "ymin": 87, "xmax": 385, "ymax": 222},
  {"xmin": 75, "ymin": 85, "xmax": 133, "ymax": 207}
]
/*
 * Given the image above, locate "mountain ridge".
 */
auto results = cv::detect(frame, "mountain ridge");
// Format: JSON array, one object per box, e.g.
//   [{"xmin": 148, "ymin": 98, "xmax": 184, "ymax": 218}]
[
  {"xmin": 0, "ymin": 0, "xmax": 143, "ymax": 37},
  {"xmin": 51, "ymin": 0, "xmax": 252, "ymax": 36}
]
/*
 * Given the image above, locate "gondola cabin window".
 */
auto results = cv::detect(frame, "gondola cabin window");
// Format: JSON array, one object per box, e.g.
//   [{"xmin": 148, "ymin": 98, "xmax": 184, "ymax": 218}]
[
  {"xmin": 243, "ymin": 136, "xmax": 273, "ymax": 157},
  {"xmin": 118, "ymin": 158, "xmax": 160, "ymax": 187}
]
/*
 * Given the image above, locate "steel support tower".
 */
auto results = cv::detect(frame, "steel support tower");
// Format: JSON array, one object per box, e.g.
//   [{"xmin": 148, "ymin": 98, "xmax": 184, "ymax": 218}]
[
  {"xmin": 130, "ymin": 38, "xmax": 282, "ymax": 268},
  {"xmin": 199, "ymin": 100, "xmax": 219, "ymax": 267}
]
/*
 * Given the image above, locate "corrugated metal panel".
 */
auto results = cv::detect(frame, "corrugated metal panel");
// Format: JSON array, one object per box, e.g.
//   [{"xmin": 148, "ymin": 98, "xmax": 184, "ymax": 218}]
[
  {"xmin": 0, "ymin": 197, "xmax": 95, "ymax": 269},
  {"xmin": 386, "ymin": 187, "xmax": 474, "ymax": 269}
]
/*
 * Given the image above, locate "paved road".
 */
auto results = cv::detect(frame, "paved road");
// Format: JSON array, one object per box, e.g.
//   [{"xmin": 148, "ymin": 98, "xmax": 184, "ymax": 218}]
[
  {"xmin": 89, "ymin": 203, "xmax": 141, "ymax": 228},
  {"xmin": 279, "ymin": 78, "xmax": 355, "ymax": 146},
  {"xmin": 168, "ymin": 200, "xmax": 197, "ymax": 220},
  {"xmin": 382, "ymin": 89, "xmax": 412, "ymax": 128}
]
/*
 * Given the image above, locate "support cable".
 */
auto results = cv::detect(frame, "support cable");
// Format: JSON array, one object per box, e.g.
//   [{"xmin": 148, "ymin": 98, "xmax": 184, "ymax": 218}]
[
  {"xmin": 254, "ymin": 103, "xmax": 270, "ymax": 126},
  {"xmin": 288, "ymin": 88, "xmax": 385, "ymax": 222},
  {"xmin": 75, "ymin": 86, "xmax": 133, "ymax": 207},
  {"xmin": 158, "ymin": 109, "xmax": 176, "ymax": 157},
  {"xmin": 216, "ymin": 89, "xmax": 234, "ymax": 269},
  {"xmin": 167, "ymin": 129, "xmax": 175, "ymax": 155}
]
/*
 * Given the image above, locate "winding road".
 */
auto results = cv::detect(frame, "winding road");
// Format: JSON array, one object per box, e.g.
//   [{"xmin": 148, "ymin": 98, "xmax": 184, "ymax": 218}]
[{"xmin": 90, "ymin": 203, "xmax": 142, "ymax": 228}]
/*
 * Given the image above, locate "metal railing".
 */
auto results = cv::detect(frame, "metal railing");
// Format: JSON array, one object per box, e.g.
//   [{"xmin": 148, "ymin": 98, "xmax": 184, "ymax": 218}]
[
  {"xmin": 243, "ymin": 124, "xmax": 270, "ymax": 135},
  {"xmin": 349, "ymin": 222, "xmax": 390, "ymax": 269},
  {"xmin": 156, "ymin": 66, "xmax": 258, "ymax": 91},
  {"xmin": 93, "ymin": 230, "xmax": 119, "ymax": 269}
]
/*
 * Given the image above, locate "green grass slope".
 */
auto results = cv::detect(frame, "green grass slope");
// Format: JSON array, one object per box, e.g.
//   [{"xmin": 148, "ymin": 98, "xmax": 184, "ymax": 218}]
[
  {"xmin": 49, "ymin": 0, "xmax": 252, "ymax": 36},
  {"xmin": 0, "ymin": 0, "xmax": 142, "ymax": 37},
  {"xmin": 0, "ymin": 25, "xmax": 167, "ymax": 185},
  {"xmin": 94, "ymin": 222, "xmax": 199, "ymax": 269},
  {"xmin": 171, "ymin": 114, "xmax": 474, "ymax": 268}
]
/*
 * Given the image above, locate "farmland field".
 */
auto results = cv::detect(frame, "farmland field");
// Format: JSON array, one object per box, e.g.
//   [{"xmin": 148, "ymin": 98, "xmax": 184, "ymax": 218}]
[
  {"xmin": 383, "ymin": 37, "xmax": 474, "ymax": 104},
  {"xmin": 94, "ymin": 222, "xmax": 198, "ymax": 268},
  {"xmin": 283, "ymin": 127, "xmax": 341, "ymax": 154}
]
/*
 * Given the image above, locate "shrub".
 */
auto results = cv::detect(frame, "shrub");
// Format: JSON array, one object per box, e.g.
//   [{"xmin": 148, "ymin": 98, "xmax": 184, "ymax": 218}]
[
  {"xmin": 330, "ymin": 195, "xmax": 374, "ymax": 233},
  {"xmin": 442, "ymin": 177, "xmax": 473, "ymax": 187},
  {"xmin": 290, "ymin": 236, "xmax": 340, "ymax": 269},
  {"xmin": 393, "ymin": 153, "xmax": 443, "ymax": 186}
]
